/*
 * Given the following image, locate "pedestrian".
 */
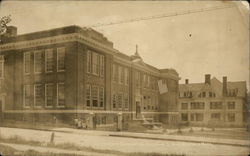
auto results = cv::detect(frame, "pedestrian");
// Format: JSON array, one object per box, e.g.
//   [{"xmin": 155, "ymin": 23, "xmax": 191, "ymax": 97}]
[
  {"xmin": 77, "ymin": 119, "xmax": 82, "ymax": 129},
  {"xmin": 74, "ymin": 118, "xmax": 78, "ymax": 128}
]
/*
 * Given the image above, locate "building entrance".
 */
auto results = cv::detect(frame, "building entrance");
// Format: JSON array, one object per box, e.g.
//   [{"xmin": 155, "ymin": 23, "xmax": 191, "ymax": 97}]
[{"xmin": 136, "ymin": 101, "xmax": 141, "ymax": 118}]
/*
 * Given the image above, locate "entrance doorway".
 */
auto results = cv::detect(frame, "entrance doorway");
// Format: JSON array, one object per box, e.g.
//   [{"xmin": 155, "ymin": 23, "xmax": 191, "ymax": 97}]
[
  {"xmin": 0, "ymin": 96, "xmax": 4, "ymax": 113},
  {"xmin": 0, "ymin": 96, "xmax": 4, "ymax": 123},
  {"xmin": 136, "ymin": 101, "xmax": 141, "ymax": 118}
]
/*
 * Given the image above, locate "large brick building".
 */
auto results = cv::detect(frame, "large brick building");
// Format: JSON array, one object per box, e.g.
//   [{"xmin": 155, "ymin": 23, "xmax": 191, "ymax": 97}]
[
  {"xmin": 178, "ymin": 74, "xmax": 248, "ymax": 127},
  {"xmin": 0, "ymin": 25, "xmax": 179, "ymax": 129}
]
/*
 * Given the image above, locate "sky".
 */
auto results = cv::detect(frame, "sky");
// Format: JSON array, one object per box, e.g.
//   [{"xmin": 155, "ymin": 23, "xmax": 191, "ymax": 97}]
[{"xmin": 0, "ymin": 1, "xmax": 249, "ymax": 87}]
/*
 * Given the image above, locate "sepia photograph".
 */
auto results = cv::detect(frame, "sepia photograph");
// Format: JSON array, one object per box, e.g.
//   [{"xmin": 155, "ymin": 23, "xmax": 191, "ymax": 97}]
[{"xmin": 0, "ymin": 0, "xmax": 249, "ymax": 155}]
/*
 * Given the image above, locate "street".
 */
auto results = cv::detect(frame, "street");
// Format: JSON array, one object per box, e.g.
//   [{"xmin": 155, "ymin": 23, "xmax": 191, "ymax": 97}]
[{"xmin": 0, "ymin": 127, "xmax": 249, "ymax": 156}]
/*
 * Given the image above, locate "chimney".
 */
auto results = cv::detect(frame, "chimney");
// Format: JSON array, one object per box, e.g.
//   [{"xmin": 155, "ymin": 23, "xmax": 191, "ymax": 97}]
[
  {"xmin": 4, "ymin": 26, "xmax": 17, "ymax": 37},
  {"xmin": 185, "ymin": 79, "xmax": 189, "ymax": 84},
  {"xmin": 205, "ymin": 74, "xmax": 211, "ymax": 85},
  {"xmin": 223, "ymin": 76, "xmax": 227, "ymax": 96}
]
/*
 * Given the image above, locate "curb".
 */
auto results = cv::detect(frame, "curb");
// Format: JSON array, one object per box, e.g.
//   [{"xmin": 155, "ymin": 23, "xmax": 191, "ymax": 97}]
[{"xmin": 109, "ymin": 134, "xmax": 250, "ymax": 147}]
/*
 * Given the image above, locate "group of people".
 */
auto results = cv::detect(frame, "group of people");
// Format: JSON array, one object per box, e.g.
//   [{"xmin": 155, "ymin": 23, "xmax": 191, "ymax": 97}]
[{"xmin": 74, "ymin": 118, "xmax": 88, "ymax": 129}]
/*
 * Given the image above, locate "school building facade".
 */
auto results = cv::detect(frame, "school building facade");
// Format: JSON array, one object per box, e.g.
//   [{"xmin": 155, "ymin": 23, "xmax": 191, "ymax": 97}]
[
  {"xmin": 178, "ymin": 74, "xmax": 248, "ymax": 127},
  {"xmin": 0, "ymin": 25, "xmax": 179, "ymax": 129}
]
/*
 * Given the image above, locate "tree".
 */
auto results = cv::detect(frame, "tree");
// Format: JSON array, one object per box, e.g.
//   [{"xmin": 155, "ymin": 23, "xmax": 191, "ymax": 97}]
[{"xmin": 0, "ymin": 15, "xmax": 11, "ymax": 35}]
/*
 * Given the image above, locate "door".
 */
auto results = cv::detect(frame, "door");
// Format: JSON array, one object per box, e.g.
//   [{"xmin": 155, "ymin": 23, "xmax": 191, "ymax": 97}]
[
  {"xmin": 0, "ymin": 96, "xmax": 3, "ymax": 113},
  {"xmin": 136, "ymin": 101, "xmax": 141, "ymax": 118},
  {"xmin": 0, "ymin": 96, "xmax": 4, "ymax": 123}
]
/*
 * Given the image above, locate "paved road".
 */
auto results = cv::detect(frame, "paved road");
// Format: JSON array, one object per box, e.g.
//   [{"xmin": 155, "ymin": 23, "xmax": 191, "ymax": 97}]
[{"xmin": 0, "ymin": 127, "xmax": 249, "ymax": 156}]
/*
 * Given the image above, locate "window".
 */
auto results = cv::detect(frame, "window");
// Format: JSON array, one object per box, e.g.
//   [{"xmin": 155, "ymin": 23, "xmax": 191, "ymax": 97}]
[
  {"xmin": 117, "ymin": 93, "xmax": 123, "ymax": 109},
  {"xmin": 227, "ymin": 101, "xmax": 235, "ymax": 109},
  {"xmin": 57, "ymin": 83, "xmax": 65, "ymax": 107},
  {"xmin": 92, "ymin": 52, "xmax": 99, "ymax": 75},
  {"xmin": 228, "ymin": 89, "xmax": 238, "ymax": 97},
  {"xmin": 112, "ymin": 64, "xmax": 117, "ymax": 82},
  {"xmin": 196, "ymin": 113, "xmax": 204, "ymax": 121},
  {"xmin": 24, "ymin": 52, "xmax": 31, "ymax": 74},
  {"xmin": 143, "ymin": 74, "xmax": 147, "ymax": 88},
  {"xmin": 190, "ymin": 114, "xmax": 194, "ymax": 121},
  {"xmin": 86, "ymin": 84, "xmax": 91, "ymax": 107},
  {"xmin": 184, "ymin": 91, "xmax": 192, "ymax": 98},
  {"xmin": 124, "ymin": 68, "xmax": 129, "ymax": 85},
  {"xmin": 136, "ymin": 71, "xmax": 140, "ymax": 87},
  {"xmin": 45, "ymin": 49, "xmax": 53, "ymax": 72},
  {"xmin": 99, "ymin": 87, "xmax": 104, "ymax": 107},
  {"xmin": 209, "ymin": 92, "xmax": 215, "ymax": 98},
  {"xmin": 124, "ymin": 94, "xmax": 129, "ymax": 109},
  {"xmin": 118, "ymin": 66, "xmax": 123, "ymax": 84},
  {"xmin": 45, "ymin": 84, "xmax": 53, "ymax": 107},
  {"xmin": 202, "ymin": 92, "xmax": 206, "ymax": 98},
  {"xmin": 211, "ymin": 113, "xmax": 221, "ymax": 120},
  {"xmin": 100, "ymin": 55, "xmax": 104, "ymax": 77},
  {"xmin": 210, "ymin": 102, "xmax": 222, "ymax": 109},
  {"xmin": 191, "ymin": 102, "xmax": 205, "ymax": 109},
  {"xmin": 0, "ymin": 56, "xmax": 4, "ymax": 79},
  {"xmin": 87, "ymin": 50, "xmax": 91, "ymax": 73},
  {"xmin": 228, "ymin": 113, "xmax": 235, "ymax": 122},
  {"xmin": 181, "ymin": 113, "xmax": 188, "ymax": 121},
  {"xmin": 181, "ymin": 103, "xmax": 188, "ymax": 110},
  {"xmin": 147, "ymin": 76, "xmax": 150, "ymax": 87},
  {"xmin": 57, "ymin": 47, "xmax": 65, "ymax": 71},
  {"xmin": 112, "ymin": 94, "xmax": 116, "ymax": 108},
  {"xmin": 34, "ymin": 84, "xmax": 44, "ymax": 107},
  {"xmin": 91, "ymin": 86, "xmax": 98, "ymax": 107},
  {"xmin": 23, "ymin": 85, "xmax": 31, "ymax": 108},
  {"xmin": 34, "ymin": 50, "xmax": 43, "ymax": 73},
  {"xmin": 101, "ymin": 116, "xmax": 107, "ymax": 125},
  {"xmin": 121, "ymin": 67, "xmax": 124, "ymax": 84}
]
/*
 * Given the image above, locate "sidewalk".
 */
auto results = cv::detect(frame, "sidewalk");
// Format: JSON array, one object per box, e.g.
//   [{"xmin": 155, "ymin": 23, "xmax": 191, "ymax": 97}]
[{"xmin": 53, "ymin": 127, "xmax": 250, "ymax": 147}]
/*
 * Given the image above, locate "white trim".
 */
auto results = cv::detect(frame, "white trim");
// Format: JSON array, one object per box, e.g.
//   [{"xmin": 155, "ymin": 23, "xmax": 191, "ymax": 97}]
[
  {"xmin": 56, "ymin": 47, "xmax": 65, "ymax": 72},
  {"xmin": 45, "ymin": 83, "xmax": 54, "ymax": 108},
  {"xmin": 57, "ymin": 83, "xmax": 65, "ymax": 108}
]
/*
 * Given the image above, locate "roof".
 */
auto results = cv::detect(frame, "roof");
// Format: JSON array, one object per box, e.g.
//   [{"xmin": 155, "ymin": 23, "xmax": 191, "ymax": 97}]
[{"xmin": 179, "ymin": 77, "xmax": 247, "ymax": 97}]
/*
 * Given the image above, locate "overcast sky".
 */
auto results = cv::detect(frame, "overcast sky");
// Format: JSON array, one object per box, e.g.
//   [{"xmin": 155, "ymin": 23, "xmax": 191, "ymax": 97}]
[{"xmin": 0, "ymin": 1, "xmax": 249, "ymax": 87}]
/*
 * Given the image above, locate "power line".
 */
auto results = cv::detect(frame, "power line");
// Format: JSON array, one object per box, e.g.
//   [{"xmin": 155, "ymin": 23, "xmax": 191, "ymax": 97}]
[{"xmin": 88, "ymin": 4, "xmax": 239, "ymax": 28}]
